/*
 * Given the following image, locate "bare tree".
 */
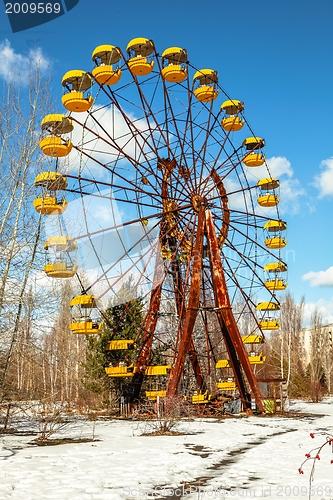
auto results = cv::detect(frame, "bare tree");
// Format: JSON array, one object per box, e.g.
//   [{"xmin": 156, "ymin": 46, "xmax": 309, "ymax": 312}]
[
  {"xmin": 41, "ymin": 281, "xmax": 87, "ymax": 402},
  {"xmin": 321, "ymin": 325, "xmax": 333, "ymax": 394},
  {"xmin": 0, "ymin": 64, "xmax": 53, "ymax": 401},
  {"xmin": 280, "ymin": 292, "xmax": 305, "ymax": 390},
  {"xmin": 267, "ymin": 292, "xmax": 305, "ymax": 397},
  {"xmin": 309, "ymin": 308, "xmax": 326, "ymax": 402}
]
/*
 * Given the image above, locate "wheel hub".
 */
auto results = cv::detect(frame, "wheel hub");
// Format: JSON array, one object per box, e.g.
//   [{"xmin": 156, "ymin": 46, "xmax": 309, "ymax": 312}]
[{"xmin": 191, "ymin": 194, "xmax": 207, "ymax": 212}]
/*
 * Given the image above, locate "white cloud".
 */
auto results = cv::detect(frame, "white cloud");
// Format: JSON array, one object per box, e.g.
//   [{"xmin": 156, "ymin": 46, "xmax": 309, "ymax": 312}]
[
  {"xmin": 245, "ymin": 156, "xmax": 305, "ymax": 215},
  {"xmin": 302, "ymin": 266, "xmax": 333, "ymax": 287},
  {"xmin": 224, "ymin": 176, "xmax": 248, "ymax": 210},
  {"xmin": 66, "ymin": 106, "xmax": 154, "ymax": 178},
  {"xmin": 314, "ymin": 158, "xmax": 333, "ymax": 198},
  {"xmin": 266, "ymin": 156, "xmax": 293, "ymax": 178},
  {"xmin": 278, "ymin": 177, "xmax": 305, "ymax": 214},
  {"xmin": 0, "ymin": 40, "xmax": 49, "ymax": 83},
  {"xmin": 303, "ymin": 298, "xmax": 333, "ymax": 327},
  {"xmin": 266, "ymin": 157, "xmax": 305, "ymax": 214},
  {"xmin": 246, "ymin": 156, "xmax": 293, "ymax": 184}
]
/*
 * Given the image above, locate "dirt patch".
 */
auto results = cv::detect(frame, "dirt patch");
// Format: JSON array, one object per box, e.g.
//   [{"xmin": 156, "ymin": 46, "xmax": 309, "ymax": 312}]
[
  {"xmin": 141, "ymin": 430, "xmax": 186, "ymax": 436},
  {"xmin": 29, "ymin": 437, "xmax": 100, "ymax": 446},
  {"xmin": 0, "ymin": 429, "xmax": 37, "ymax": 436},
  {"xmin": 184, "ymin": 443, "xmax": 213, "ymax": 458}
]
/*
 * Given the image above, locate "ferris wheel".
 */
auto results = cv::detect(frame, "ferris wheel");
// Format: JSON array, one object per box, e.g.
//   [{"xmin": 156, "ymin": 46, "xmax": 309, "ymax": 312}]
[{"xmin": 34, "ymin": 38, "xmax": 288, "ymax": 413}]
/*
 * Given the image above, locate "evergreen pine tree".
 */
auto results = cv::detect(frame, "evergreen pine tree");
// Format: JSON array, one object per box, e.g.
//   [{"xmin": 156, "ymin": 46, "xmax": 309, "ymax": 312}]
[{"xmin": 82, "ymin": 278, "xmax": 144, "ymax": 398}]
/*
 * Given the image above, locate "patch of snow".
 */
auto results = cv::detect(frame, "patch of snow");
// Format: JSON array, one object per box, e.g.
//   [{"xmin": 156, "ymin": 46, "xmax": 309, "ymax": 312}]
[{"xmin": 0, "ymin": 400, "xmax": 332, "ymax": 499}]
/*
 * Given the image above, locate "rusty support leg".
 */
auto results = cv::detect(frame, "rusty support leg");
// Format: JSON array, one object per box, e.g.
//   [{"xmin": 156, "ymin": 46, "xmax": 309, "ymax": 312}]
[
  {"xmin": 129, "ymin": 248, "xmax": 164, "ymax": 400},
  {"xmin": 205, "ymin": 210, "xmax": 265, "ymax": 413},
  {"xmin": 171, "ymin": 252, "xmax": 206, "ymax": 392},
  {"xmin": 188, "ymin": 342, "xmax": 206, "ymax": 392},
  {"xmin": 167, "ymin": 208, "xmax": 205, "ymax": 397},
  {"xmin": 216, "ymin": 314, "xmax": 250, "ymax": 407}
]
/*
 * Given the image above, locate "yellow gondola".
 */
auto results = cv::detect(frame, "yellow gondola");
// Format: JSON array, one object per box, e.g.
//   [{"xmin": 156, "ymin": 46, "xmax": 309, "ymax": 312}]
[
  {"xmin": 264, "ymin": 220, "xmax": 286, "ymax": 232},
  {"xmin": 248, "ymin": 352, "xmax": 266, "ymax": 364},
  {"xmin": 106, "ymin": 339, "xmax": 136, "ymax": 350},
  {"xmin": 44, "ymin": 236, "xmax": 78, "ymax": 279},
  {"xmin": 193, "ymin": 69, "xmax": 218, "ymax": 102},
  {"xmin": 105, "ymin": 365, "xmax": 135, "ymax": 377},
  {"xmin": 257, "ymin": 178, "xmax": 280, "ymax": 206},
  {"xmin": 243, "ymin": 153, "xmax": 266, "ymax": 167},
  {"xmin": 263, "ymin": 219, "xmax": 287, "ymax": 248},
  {"xmin": 256, "ymin": 301, "xmax": 280, "ymax": 311},
  {"xmin": 33, "ymin": 196, "xmax": 68, "ymax": 215},
  {"xmin": 242, "ymin": 334, "xmax": 264, "ymax": 344},
  {"xmin": 126, "ymin": 38, "xmax": 155, "ymax": 76},
  {"xmin": 259, "ymin": 320, "xmax": 281, "ymax": 330},
  {"xmin": 145, "ymin": 390, "xmax": 166, "ymax": 400},
  {"xmin": 192, "ymin": 390, "xmax": 211, "ymax": 404},
  {"xmin": 144, "ymin": 366, "xmax": 171, "ymax": 401},
  {"xmin": 264, "ymin": 262, "xmax": 288, "ymax": 273},
  {"xmin": 216, "ymin": 381, "xmax": 237, "ymax": 391},
  {"xmin": 105, "ymin": 339, "xmax": 136, "ymax": 372},
  {"xmin": 216, "ymin": 359, "xmax": 231, "ymax": 368},
  {"xmin": 44, "ymin": 262, "xmax": 78, "ymax": 279},
  {"xmin": 62, "ymin": 70, "xmax": 93, "ymax": 112},
  {"xmin": 39, "ymin": 136, "xmax": 72, "ymax": 157},
  {"xmin": 69, "ymin": 320, "xmax": 103, "ymax": 335},
  {"xmin": 257, "ymin": 300, "xmax": 281, "ymax": 331},
  {"xmin": 243, "ymin": 136, "xmax": 265, "ymax": 150},
  {"xmin": 258, "ymin": 194, "xmax": 280, "ymax": 207},
  {"xmin": 145, "ymin": 366, "xmax": 172, "ymax": 376},
  {"xmin": 33, "ymin": 172, "xmax": 68, "ymax": 215},
  {"xmin": 69, "ymin": 295, "xmax": 102, "ymax": 334},
  {"xmin": 39, "ymin": 115, "xmax": 73, "ymax": 157},
  {"xmin": 34, "ymin": 171, "xmax": 67, "ymax": 190},
  {"xmin": 264, "ymin": 237, "xmax": 287, "ymax": 248},
  {"xmin": 242, "ymin": 137, "xmax": 265, "ymax": 166},
  {"xmin": 41, "ymin": 114, "xmax": 73, "ymax": 134},
  {"xmin": 221, "ymin": 99, "xmax": 244, "ymax": 132},
  {"xmin": 258, "ymin": 178, "xmax": 280, "ymax": 191},
  {"xmin": 161, "ymin": 47, "xmax": 187, "ymax": 82},
  {"xmin": 92, "ymin": 45, "xmax": 122, "ymax": 85},
  {"xmin": 264, "ymin": 279, "xmax": 287, "ymax": 291}
]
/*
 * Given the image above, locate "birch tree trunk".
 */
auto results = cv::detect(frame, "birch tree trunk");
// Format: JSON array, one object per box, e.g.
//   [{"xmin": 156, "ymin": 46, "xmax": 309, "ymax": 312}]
[{"xmin": 0, "ymin": 65, "xmax": 53, "ymax": 401}]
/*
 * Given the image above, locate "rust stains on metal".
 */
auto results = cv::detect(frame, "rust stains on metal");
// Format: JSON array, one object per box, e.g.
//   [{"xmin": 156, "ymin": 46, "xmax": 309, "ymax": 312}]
[{"xmin": 205, "ymin": 209, "xmax": 265, "ymax": 413}]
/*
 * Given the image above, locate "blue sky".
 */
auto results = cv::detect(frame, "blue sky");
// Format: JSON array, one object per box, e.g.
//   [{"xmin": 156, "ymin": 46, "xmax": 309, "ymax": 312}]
[{"xmin": 1, "ymin": 0, "xmax": 333, "ymax": 325}]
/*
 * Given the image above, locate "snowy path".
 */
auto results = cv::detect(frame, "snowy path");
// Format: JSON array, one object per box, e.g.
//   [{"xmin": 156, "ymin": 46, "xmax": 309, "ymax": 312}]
[{"xmin": 0, "ymin": 400, "xmax": 332, "ymax": 499}]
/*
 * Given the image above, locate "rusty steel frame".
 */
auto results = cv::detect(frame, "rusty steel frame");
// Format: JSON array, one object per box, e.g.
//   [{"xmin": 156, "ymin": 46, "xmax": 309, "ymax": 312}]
[
  {"xmin": 127, "ymin": 174, "xmax": 265, "ymax": 407},
  {"xmin": 205, "ymin": 210, "xmax": 265, "ymax": 413},
  {"xmin": 167, "ymin": 208, "xmax": 206, "ymax": 396},
  {"xmin": 67, "ymin": 60, "xmax": 273, "ymax": 410},
  {"xmin": 128, "ymin": 204, "xmax": 200, "ymax": 400},
  {"xmin": 170, "ymin": 246, "xmax": 206, "ymax": 393},
  {"xmin": 129, "ymin": 249, "xmax": 164, "ymax": 400}
]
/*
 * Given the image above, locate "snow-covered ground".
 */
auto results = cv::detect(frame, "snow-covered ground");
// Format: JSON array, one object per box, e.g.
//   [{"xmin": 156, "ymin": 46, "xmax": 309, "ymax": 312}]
[{"xmin": 1, "ymin": 400, "xmax": 333, "ymax": 500}]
